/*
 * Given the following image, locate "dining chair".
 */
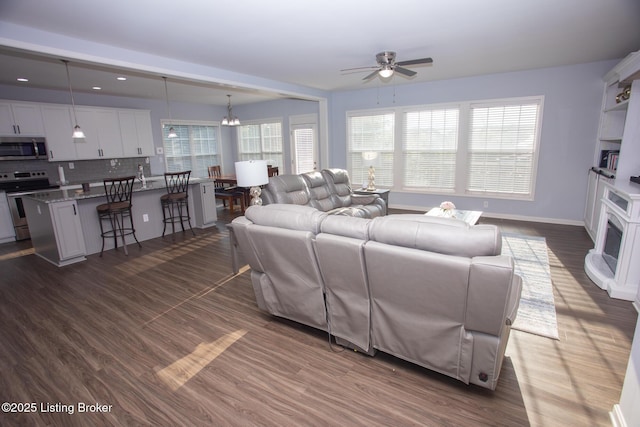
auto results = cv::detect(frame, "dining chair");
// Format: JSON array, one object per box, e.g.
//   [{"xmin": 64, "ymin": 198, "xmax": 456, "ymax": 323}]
[
  {"xmin": 208, "ymin": 165, "xmax": 245, "ymax": 214},
  {"xmin": 267, "ymin": 166, "xmax": 279, "ymax": 177}
]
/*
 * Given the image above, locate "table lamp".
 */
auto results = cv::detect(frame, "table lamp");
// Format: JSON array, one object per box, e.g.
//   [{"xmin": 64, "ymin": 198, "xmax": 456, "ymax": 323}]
[
  {"xmin": 362, "ymin": 152, "xmax": 380, "ymax": 191},
  {"xmin": 235, "ymin": 160, "xmax": 269, "ymax": 206}
]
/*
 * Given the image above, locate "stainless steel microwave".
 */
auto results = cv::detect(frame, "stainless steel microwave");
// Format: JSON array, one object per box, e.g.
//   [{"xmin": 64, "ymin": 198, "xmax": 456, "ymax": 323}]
[{"xmin": 0, "ymin": 137, "xmax": 47, "ymax": 160}]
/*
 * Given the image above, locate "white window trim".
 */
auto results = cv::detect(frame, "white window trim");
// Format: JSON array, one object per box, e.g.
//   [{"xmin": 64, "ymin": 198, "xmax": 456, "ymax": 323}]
[
  {"xmin": 161, "ymin": 119, "xmax": 223, "ymax": 176},
  {"xmin": 346, "ymin": 95, "xmax": 544, "ymax": 201},
  {"xmin": 235, "ymin": 117, "xmax": 284, "ymax": 166}
]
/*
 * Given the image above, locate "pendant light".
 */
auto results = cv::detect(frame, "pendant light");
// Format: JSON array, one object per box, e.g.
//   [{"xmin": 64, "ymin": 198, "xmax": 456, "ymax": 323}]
[
  {"xmin": 221, "ymin": 94, "xmax": 240, "ymax": 126},
  {"xmin": 62, "ymin": 60, "xmax": 85, "ymax": 139},
  {"xmin": 162, "ymin": 77, "xmax": 177, "ymax": 138}
]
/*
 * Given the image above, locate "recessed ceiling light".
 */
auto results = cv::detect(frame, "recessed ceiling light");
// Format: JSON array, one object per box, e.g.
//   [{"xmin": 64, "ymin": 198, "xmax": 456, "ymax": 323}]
[
  {"xmin": 116, "ymin": 76, "xmax": 127, "ymax": 81},
  {"xmin": 92, "ymin": 86, "xmax": 102, "ymax": 90},
  {"xmin": 17, "ymin": 77, "xmax": 29, "ymax": 82}
]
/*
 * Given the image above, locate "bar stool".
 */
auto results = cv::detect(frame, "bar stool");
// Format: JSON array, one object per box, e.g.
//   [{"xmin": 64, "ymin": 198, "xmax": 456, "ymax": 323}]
[
  {"xmin": 161, "ymin": 170, "xmax": 195, "ymax": 238},
  {"xmin": 96, "ymin": 176, "xmax": 141, "ymax": 256}
]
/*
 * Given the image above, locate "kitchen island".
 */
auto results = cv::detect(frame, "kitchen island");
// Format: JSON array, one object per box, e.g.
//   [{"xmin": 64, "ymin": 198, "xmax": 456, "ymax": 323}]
[{"xmin": 23, "ymin": 178, "xmax": 218, "ymax": 266}]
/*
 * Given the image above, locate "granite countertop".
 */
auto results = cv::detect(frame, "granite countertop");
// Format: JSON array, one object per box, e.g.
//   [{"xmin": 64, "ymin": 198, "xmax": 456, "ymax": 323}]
[{"xmin": 24, "ymin": 177, "xmax": 212, "ymax": 204}]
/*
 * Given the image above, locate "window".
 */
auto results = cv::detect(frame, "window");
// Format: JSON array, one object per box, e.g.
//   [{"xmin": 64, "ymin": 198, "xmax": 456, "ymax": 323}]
[
  {"xmin": 467, "ymin": 100, "xmax": 541, "ymax": 196},
  {"xmin": 347, "ymin": 112, "xmax": 394, "ymax": 187},
  {"xmin": 346, "ymin": 96, "xmax": 543, "ymax": 199},
  {"xmin": 403, "ymin": 108, "xmax": 459, "ymax": 191},
  {"xmin": 162, "ymin": 121, "xmax": 221, "ymax": 178},
  {"xmin": 237, "ymin": 120, "xmax": 284, "ymax": 169}
]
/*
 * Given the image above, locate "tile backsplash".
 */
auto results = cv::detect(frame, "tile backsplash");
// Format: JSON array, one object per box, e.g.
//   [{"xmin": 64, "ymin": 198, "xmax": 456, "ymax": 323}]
[{"xmin": 0, "ymin": 158, "xmax": 152, "ymax": 185}]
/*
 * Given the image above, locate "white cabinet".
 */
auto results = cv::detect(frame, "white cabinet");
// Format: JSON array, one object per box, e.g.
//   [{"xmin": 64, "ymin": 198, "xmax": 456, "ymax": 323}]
[
  {"xmin": 50, "ymin": 200, "xmax": 87, "ymax": 261},
  {"xmin": 74, "ymin": 107, "xmax": 124, "ymax": 159},
  {"xmin": 119, "ymin": 110, "xmax": 155, "ymax": 157},
  {"xmin": 193, "ymin": 182, "xmax": 218, "ymax": 228},
  {"xmin": 0, "ymin": 99, "xmax": 155, "ymax": 161},
  {"xmin": 24, "ymin": 197, "xmax": 86, "ymax": 266},
  {"xmin": 41, "ymin": 104, "xmax": 77, "ymax": 161},
  {"xmin": 0, "ymin": 101, "xmax": 45, "ymax": 136},
  {"xmin": 0, "ymin": 191, "xmax": 15, "ymax": 243}
]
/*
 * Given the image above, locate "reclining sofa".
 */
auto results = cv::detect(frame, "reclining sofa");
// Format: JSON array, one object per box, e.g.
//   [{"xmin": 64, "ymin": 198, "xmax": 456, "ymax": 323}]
[
  {"xmin": 231, "ymin": 204, "xmax": 523, "ymax": 390},
  {"xmin": 261, "ymin": 168, "xmax": 386, "ymax": 218}
]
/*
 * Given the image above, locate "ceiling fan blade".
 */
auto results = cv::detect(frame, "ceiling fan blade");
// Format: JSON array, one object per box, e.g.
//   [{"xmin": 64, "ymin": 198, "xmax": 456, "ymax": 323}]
[
  {"xmin": 363, "ymin": 69, "xmax": 381, "ymax": 80},
  {"xmin": 396, "ymin": 57, "xmax": 433, "ymax": 67},
  {"xmin": 340, "ymin": 65, "xmax": 378, "ymax": 72},
  {"xmin": 394, "ymin": 66, "xmax": 417, "ymax": 77}
]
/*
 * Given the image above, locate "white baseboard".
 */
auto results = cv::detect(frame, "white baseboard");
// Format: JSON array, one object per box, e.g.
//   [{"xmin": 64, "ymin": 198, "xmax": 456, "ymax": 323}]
[
  {"xmin": 389, "ymin": 204, "xmax": 585, "ymax": 227},
  {"xmin": 610, "ymin": 404, "xmax": 627, "ymax": 427}
]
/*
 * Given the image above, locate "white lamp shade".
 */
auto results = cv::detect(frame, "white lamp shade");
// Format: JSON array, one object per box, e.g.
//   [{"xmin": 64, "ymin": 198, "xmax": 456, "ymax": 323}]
[{"xmin": 235, "ymin": 160, "xmax": 269, "ymax": 187}]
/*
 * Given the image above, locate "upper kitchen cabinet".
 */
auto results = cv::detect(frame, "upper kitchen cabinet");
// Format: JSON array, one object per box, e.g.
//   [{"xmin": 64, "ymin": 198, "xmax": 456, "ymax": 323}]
[
  {"xmin": 0, "ymin": 101, "xmax": 45, "ymax": 136},
  {"xmin": 118, "ymin": 110, "xmax": 154, "ymax": 157},
  {"xmin": 74, "ymin": 107, "xmax": 124, "ymax": 159},
  {"xmin": 41, "ymin": 104, "xmax": 77, "ymax": 161}
]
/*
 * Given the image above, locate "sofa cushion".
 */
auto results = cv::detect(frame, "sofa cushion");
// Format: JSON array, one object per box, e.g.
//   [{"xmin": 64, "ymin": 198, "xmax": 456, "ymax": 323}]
[
  {"xmin": 245, "ymin": 204, "xmax": 326, "ymax": 234},
  {"xmin": 368, "ymin": 214, "xmax": 502, "ymax": 257},
  {"xmin": 322, "ymin": 168, "xmax": 353, "ymax": 206},
  {"xmin": 302, "ymin": 171, "xmax": 340, "ymax": 212},
  {"xmin": 264, "ymin": 174, "xmax": 311, "ymax": 205},
  {"xmin": 320, "ymin": 215, "xmax": 371, "ymax": 240}
]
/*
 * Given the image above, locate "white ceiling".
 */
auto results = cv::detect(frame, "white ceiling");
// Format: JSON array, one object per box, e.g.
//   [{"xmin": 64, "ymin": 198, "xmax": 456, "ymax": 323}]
[{"xmin": 0, "ymin": 0, "xmax": 639, "ymax": 106}]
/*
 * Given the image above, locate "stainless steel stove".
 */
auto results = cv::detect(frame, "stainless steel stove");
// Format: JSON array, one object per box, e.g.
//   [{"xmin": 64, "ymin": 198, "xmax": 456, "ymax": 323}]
[{"xmin": 0, "ymin": 170, "xmax": 60, "ymax": 240}]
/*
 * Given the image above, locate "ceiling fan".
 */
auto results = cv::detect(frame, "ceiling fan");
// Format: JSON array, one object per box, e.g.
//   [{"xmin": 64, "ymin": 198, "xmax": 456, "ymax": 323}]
[{"xmin": 342, "ymin": 51, "xmax": 433, "ymax": 81}]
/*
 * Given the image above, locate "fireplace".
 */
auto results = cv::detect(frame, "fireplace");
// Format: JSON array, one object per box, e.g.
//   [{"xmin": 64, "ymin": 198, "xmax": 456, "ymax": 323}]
[
  {"xmin": 585, "ymin": 180, "xmax": 640, "ymax": 302},
  {"xmin": 603, "ymin": 218, "xmax": 623, "ymax": 273}
]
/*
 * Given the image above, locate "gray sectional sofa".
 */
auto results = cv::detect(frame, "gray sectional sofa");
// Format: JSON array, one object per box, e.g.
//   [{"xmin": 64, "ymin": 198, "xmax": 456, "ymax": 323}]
[
  {"xmin": 261, "ymin": 168, "xmax": 386, "ymax": 218},
  {"xmin": 231, "ymin": 204, "xmax": 523, "ymax": 390}
]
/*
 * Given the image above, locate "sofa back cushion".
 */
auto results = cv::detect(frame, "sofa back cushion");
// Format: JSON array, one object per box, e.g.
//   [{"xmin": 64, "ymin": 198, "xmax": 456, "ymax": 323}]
[
  {"xmin": 238, "ymin": 204, "xmax": 328, "ymax": 330},
  {"xmin": 302, "ymin": 171, "xmax": 340, "ymax": 212},
  {"xmin": 322, "ymin": 169, "xmax": 353, "ymax": 207},
  {"xmin": 368, "ymin": 214, "xmax": 502, "ymax": 257},
  {"xmin": 245, "ymin": 204, "xmax": 326, "ymax": 234},
  {"xmin": 263, "ymin": 174, "xmax": 311, "ymax": 206}
]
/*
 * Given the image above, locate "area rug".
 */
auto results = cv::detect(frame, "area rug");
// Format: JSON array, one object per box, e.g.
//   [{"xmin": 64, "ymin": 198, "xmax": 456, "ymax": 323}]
[{"xmin": 501, "ymin": 233, "xmax": 559, "ymax": 340}]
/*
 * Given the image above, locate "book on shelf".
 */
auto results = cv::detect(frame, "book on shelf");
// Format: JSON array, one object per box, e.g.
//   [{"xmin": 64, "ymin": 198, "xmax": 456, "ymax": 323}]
[{"xmin": 599, "ymin": 149, "xmax": 620, "ymax": 170}]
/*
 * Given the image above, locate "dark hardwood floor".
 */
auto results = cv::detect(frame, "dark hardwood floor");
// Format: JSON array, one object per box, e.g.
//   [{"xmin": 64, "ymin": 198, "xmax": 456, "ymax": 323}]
[{"xmin": 0, "ymin": 208, "xmax": 636, "ymax": 426}]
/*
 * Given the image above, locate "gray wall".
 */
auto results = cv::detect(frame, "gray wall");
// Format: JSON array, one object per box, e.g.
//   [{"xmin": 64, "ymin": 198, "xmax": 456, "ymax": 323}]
[{"xmin": 328, "ymin": 60, "xmax": 617, "ymax": 223}]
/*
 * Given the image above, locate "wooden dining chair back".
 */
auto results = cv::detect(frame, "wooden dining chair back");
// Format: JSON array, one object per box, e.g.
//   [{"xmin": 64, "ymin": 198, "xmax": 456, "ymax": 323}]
[
  {"xmin": 267, "ymin": 166, "xmax": 279, "ymax": 177},
  {"xmin": 208, "ymin": 165, "xmax": 245, "ymax": 214}
]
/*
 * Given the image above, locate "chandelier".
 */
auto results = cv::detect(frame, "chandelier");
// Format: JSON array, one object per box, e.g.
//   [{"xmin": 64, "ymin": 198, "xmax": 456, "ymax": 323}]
[{"xmin": 221, "ymin": 94, "xmax": 240, "ymax": 126}]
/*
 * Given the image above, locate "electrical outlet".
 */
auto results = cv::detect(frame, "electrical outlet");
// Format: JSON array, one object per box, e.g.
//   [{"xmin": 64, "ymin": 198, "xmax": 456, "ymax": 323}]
[
  {"xmin": 143, "ymin": 214, "xmax": 149, "ymax": 222},
  {"xmin": 68, "ymin": 162, "xmax": 74, "ymax": 169},
  {"xmin": 483, "ymin": 201, "xmax": 489, "ymax": 208}
]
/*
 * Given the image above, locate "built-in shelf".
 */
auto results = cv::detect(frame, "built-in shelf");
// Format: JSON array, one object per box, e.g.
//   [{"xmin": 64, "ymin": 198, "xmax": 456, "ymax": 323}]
[{"xmin": 604, "ymin": 99, "xmax": 630, "ymax": 112}]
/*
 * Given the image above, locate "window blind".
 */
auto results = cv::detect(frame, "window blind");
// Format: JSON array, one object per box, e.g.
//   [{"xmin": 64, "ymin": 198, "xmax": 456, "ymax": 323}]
[
  {"xmin": 238, "ymin": 121, "xmax": 284, "ymax": 169},
  {"xmin": 163, "ymin": 123, "xmax": 220, "ymax": 178},
  {"xmin": 347, "ymin": 113, "xmax": 394, "ymax": 187},
  {"xmin": 467, "ymin": 102, "xmax": 540, "ymax": 195},
  {"xmin": 403, "ymin": 108, "xmax": 459, "ymax": 190},
  {"xmin": 293, "ymin": 127, "xmax": 315, "ymax": 174}
]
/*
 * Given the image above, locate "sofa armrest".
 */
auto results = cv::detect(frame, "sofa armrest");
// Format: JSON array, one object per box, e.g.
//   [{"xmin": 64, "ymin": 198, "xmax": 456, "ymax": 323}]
[
  {"xmin": 465, "ymin": 256, "xmax": 521, "ymax": 336},
  {"xmin": 350, "ymin": 193, "xmax": 380, "ymax": 205}
]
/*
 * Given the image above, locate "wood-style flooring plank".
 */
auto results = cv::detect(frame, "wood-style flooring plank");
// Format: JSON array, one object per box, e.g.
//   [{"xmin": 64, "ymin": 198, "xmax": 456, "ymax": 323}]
[{"xmin": 0, "ymin": 209, "xmax": 636, "ymax": 426}]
